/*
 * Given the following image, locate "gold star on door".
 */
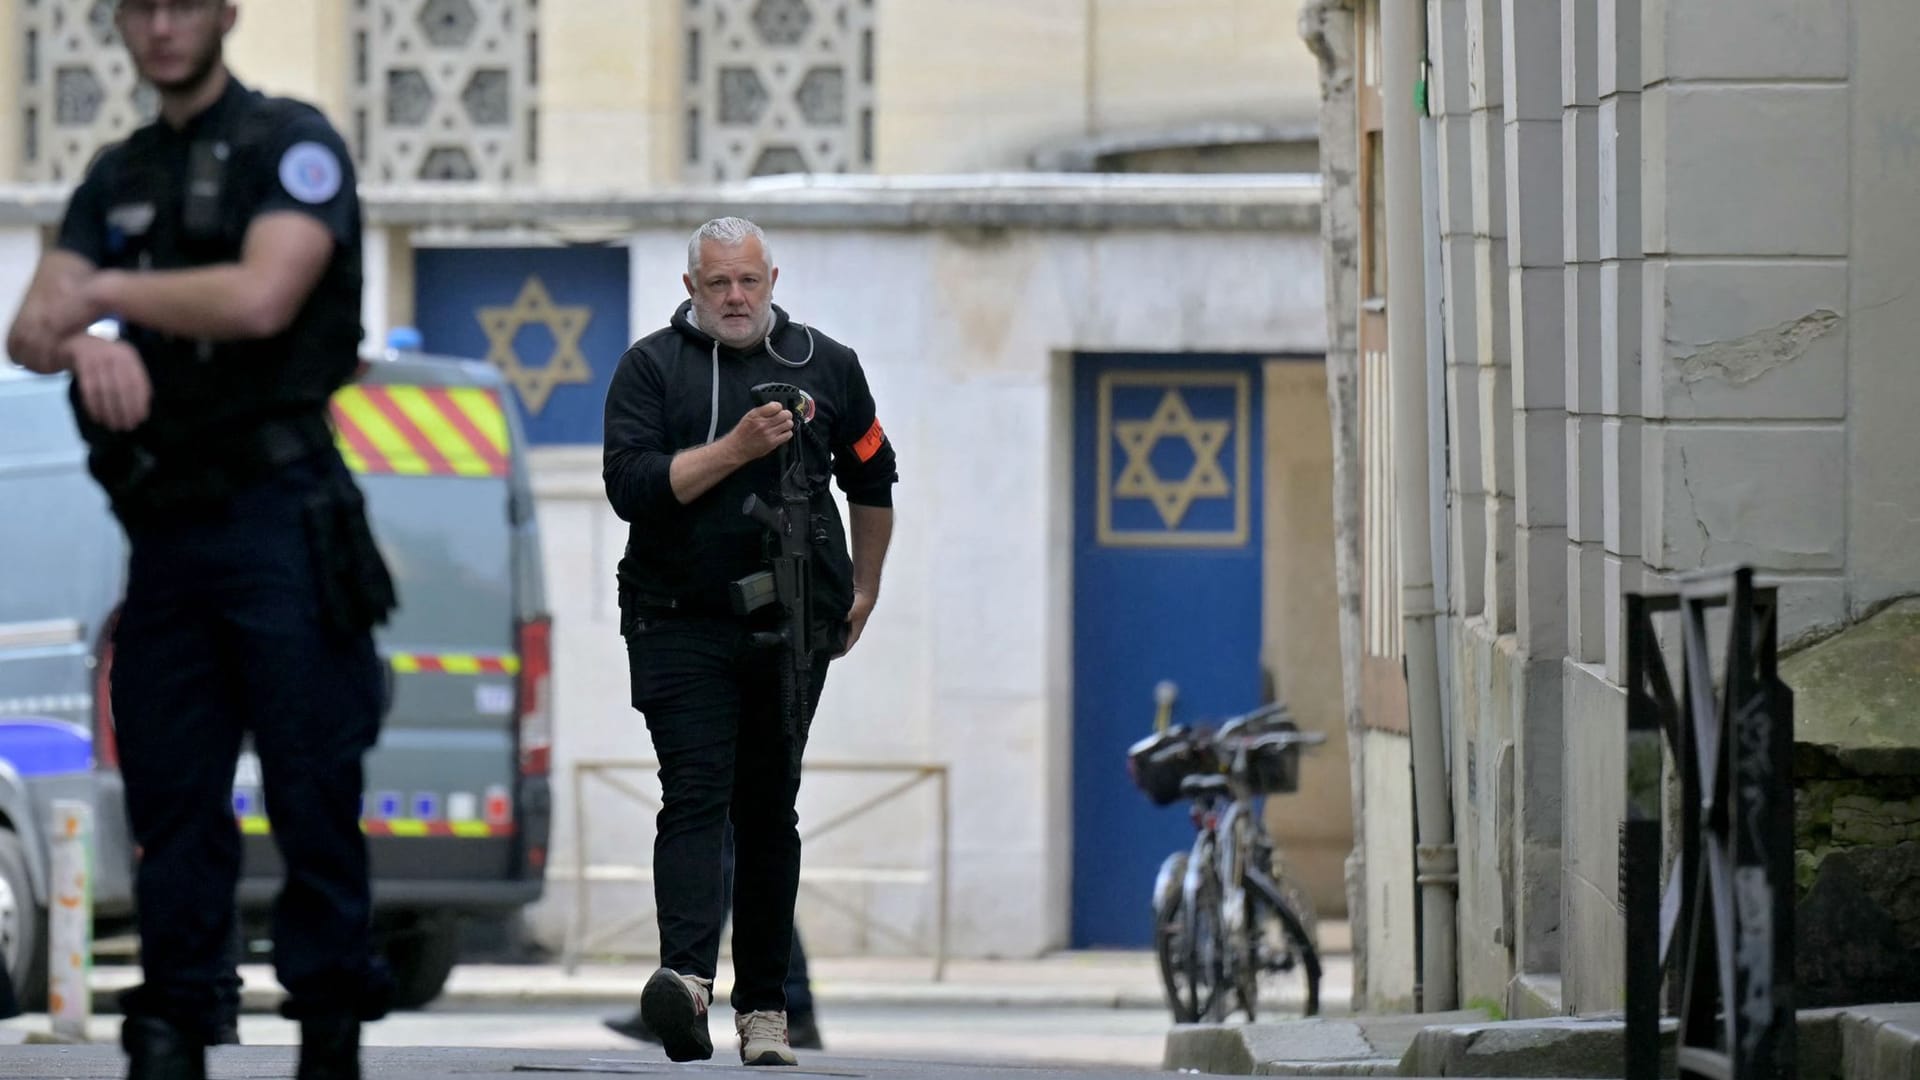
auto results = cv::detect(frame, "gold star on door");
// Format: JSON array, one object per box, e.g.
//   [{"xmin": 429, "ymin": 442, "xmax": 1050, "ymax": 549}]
[
  {"xmin": 1113, "ymin": 391, "xmax": 1232, "ymax": 528},
  {"xmin": 1097, "ymin": 370, "xmax": 1250, "ymax": 548},
  {"xmin": 477, "ymin": 276, "xmax": 593, "ymax": 415}
]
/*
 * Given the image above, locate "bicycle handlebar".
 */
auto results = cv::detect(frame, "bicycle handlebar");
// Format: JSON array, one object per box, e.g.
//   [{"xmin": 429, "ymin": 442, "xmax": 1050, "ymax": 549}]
[
  {"xmin": 1231, "ymin": 730, "xmax": 1327, "ymax": 751},
  {"xmin": 1214, "ymin": 700, "xmax": 1290, "ymax": 732}
]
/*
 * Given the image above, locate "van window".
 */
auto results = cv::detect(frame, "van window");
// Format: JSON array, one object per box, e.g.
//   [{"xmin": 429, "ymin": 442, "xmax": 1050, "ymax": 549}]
[
  {"xmin": 331, "ymin": 384, "xmax": 516, "ymax": 650},
  {"xmin": 357, "ymin": 475, "xmax": 514, "ymax": 649}
]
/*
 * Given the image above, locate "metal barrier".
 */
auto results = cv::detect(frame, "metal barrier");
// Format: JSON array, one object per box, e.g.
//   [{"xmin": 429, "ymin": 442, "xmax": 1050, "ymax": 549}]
[
  {"xmin": 1623, "ymin": 567, "xmax": 1795, "ymax": 1080},
  {"xmin": 558, "ymin": 759, "xmax": 951, "ymax": 981}
]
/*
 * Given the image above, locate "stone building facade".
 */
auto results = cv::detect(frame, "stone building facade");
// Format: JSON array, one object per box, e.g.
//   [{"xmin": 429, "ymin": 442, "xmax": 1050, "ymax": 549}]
[
  {"xmin": 0, "ymin": 0, "xmax": 1326, "ymax": 187},
  {"xmin": 1320, "ymin": 0, "xmax": 1920, "ymax": 1015}
]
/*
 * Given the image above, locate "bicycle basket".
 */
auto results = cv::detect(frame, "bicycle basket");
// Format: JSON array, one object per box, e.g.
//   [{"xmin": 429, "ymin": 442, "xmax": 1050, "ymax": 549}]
[
  {"xmin": 1242, "ymin": 731, "xmax": 1302, "ymax": 795},
  {"xmin": 1126, "ymin": 727, "xmax": 1216, "ymax": 807}
]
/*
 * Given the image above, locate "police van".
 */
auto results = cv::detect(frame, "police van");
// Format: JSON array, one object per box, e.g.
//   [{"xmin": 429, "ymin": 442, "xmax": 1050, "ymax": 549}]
[{"xmin": 0, "ymin": 344, "xmax": 552, "ymax": 1009}]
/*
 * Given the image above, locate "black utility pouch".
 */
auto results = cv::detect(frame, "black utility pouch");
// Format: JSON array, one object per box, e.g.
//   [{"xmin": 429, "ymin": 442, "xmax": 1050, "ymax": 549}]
[
  {"xmin": 304, "ymin": 476, "xmax": 398, "ymax": 639},
  {"xmin": 617, "ymin": 579, "xmax": 638, "ymax": 638}
]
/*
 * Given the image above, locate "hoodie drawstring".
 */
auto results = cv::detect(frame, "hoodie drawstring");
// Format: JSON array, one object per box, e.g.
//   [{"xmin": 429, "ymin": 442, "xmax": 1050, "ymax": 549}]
[
  {"xmin": 765, "ymin": 323, "xmax": 816, "ymax": 369},
  {"xmin": 689, "ymin": 308, "xmax": 815, "ymax": 443},
  {"xmin": 706, "ymin": 340, "xmax": 721, "ymax": 445}
]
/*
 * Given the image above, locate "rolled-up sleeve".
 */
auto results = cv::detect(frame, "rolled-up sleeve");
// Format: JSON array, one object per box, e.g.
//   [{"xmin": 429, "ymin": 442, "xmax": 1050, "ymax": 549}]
[
  {"xmin": 831, "ymin": 354, "xmax": 898, "ymax": 508},
  {"xmin": 603, "ymin": 346, "xmax": 680, "ymax": 521}
]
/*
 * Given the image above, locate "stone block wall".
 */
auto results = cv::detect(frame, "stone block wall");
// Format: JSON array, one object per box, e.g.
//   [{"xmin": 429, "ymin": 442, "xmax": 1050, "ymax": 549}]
[
  {"xmin": 1787, "ymin": 599, "xmax": 1920, "ymax": 1009},
  {"xmin": 1408, "ymin": 0, "xmax": 1920, "ymax": 1016}
]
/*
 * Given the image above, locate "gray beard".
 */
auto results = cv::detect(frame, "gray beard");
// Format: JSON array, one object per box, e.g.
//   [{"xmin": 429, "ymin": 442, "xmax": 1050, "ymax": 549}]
[{"xmin": 693, "ymin": 303, "xmax": 770, "ymax": 349}]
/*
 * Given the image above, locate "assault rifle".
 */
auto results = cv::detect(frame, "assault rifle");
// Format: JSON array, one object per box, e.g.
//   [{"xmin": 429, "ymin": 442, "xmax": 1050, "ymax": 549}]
[{"xmin": 729, "ymin": 382, "xmax": 822, "ymax": 775}]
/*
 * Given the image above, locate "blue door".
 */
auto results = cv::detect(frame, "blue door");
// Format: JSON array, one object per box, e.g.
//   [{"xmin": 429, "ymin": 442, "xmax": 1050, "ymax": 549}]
[{"xmin": 1072, "ymin": 354, "xmax": 1265, "ymax": 948}]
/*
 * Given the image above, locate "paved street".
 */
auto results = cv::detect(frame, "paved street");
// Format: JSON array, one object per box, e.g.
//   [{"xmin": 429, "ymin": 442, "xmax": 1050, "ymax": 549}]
[
  {"xmin": 0, "ymin": 1003, "xmax": 1172, "ymax": 1078},
  {"xmin": 4, "ymin": 1002, "xmax": 1169, "ymax": 1072},
  {"xmin": 0, "ymin": 1044, "xmax": 1171, "ymax": 1079},
  {"xmin": 0, "ymin": 938, "xmax": 1354, "ymax": 1077}
]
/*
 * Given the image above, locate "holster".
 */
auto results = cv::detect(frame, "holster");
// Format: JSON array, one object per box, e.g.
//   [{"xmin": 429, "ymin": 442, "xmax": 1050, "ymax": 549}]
[{"xmin": 302, "ymin": 470, "xmax": 399, "ymax": 640}]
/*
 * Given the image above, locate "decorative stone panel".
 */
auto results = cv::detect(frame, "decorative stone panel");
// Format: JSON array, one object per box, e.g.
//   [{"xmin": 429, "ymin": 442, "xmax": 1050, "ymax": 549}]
[
  {"xmin": 685, "ymin": 0, "xmax": 874, "ymax": 181},
  {"xmin": 19, "ymin": 0, "xmax": 155, "ymax": 182},
  {"xmin": 350, "ymin": 0, "xmax": 537, "ymax": 183}
]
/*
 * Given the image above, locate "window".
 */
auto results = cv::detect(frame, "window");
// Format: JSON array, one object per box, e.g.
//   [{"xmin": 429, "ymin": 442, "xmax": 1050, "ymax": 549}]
[
  {"xmin": 19, "ymin": 0, "xmax": 153, "ymax": 182},
  {"xmin": 350, "ymin": 0, "xmax": 538, "ymax": 184},
  {"xmin": 684, "ymin": 0, "xmax": 876, "ymax": 181}
]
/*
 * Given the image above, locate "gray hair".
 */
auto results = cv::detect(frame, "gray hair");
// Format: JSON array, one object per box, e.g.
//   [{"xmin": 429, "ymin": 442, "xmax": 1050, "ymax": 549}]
[{"xmin": 686, "ymin": 217, "xmax": 771, "ymax": 276}]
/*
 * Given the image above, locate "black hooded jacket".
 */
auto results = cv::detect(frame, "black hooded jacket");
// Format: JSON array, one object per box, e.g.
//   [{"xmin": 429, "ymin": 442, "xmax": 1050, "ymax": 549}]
[{"xmin": 603, "ymin": 301, "xmax": 898, "ymax": 632}]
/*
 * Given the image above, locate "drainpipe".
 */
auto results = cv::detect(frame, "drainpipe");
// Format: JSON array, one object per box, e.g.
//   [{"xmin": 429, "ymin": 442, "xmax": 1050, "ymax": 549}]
[
  {"xmin": 1382, "ymin": 0, "xmax": 1457, "ymax": 1011},
  {"xmin": 1418, "ymin": 28, "xmax": 1455, "ymax": 788}
]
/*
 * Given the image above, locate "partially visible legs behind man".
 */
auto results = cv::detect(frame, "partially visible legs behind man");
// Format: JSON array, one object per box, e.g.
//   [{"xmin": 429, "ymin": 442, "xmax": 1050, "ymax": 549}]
[{"xmin": 604, "ymin": 823, "xmax": 824, "ymax": 1051}]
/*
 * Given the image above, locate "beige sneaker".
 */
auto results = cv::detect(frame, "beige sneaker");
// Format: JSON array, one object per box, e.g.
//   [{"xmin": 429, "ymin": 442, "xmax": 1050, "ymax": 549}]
[
  {"xmin": 736, "ymin": 1009, "xmax": 798, "ymax": 1066},
  {"xmin": 639, "ymin": 968, "xmax": 714, "ymax": 1062}
]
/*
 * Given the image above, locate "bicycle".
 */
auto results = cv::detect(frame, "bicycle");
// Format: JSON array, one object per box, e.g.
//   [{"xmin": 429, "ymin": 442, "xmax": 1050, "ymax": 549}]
[{"xmin": 1129, "ymin": 691, "xmax": 1324, "ymax": 1024}]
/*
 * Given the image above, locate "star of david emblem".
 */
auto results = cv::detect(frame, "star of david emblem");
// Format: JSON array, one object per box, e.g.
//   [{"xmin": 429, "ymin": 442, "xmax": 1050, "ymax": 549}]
[
  {"xmin": 477, "ymin": 276, "xmax": 592, "ymax": 414},
  {"xmin": 1112, "ymin": 389, "xmax": 1233, "ymax": 529}
]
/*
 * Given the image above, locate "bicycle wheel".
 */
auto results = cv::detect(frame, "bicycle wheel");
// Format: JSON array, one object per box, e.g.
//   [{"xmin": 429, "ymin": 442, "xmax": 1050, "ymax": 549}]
[
  {"xmin": 1153, "ymin": 853, "xmax": 1200, "ymax": 1022},
  {"xmin": 1237, "ymin": 869, "xmax": 1321, "ymax": 1020},
  {"xmin": 1156, "ymin": 890, "xmax": 1201, "ymax": 1023},
  {"xmin": 1183, "ymin": 853, "xmax": 1229, "ymax": 1022}
]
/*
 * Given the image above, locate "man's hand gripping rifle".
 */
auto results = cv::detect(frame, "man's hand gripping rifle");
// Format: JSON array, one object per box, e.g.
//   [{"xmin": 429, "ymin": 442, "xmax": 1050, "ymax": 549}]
[{"xmin": 729, "ymin": 382, "xmax": 821, "ymax": 776}]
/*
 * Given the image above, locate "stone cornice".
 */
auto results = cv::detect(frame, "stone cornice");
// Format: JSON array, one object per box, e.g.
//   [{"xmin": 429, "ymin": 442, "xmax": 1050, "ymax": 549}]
[{"xmin": 0, "ymin": 174, "xmax": 1322, "ymax": 234}]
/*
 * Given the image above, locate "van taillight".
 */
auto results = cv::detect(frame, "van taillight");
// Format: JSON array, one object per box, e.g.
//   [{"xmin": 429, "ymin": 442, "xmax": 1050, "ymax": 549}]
[
  {"xmin": 516, "ymin": 616, "xmax": 552, "ymax": 778},
  {"xmin": 94, "ymin": 610, "xmax": 120, "ymax": 770}
]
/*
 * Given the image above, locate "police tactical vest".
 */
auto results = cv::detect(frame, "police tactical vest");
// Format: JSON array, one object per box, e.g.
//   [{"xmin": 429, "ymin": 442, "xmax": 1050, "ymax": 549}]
[{"xmin": 87, "ymin": 93, "xmax": 363, "ymax": 460}]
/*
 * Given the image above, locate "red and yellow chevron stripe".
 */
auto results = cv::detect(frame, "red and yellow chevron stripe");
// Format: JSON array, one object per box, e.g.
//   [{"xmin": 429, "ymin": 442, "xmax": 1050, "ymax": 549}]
[
  {"xmin": 388, "ymin": 651, "xmax": 521, "ymax": 676},
  {"xmin": 330, "ymin": 384, "xmax": 510, "ymax": 478},
  {"xmin": 238, "ymin": 816, "xmax": 515, "ymax": 839}
]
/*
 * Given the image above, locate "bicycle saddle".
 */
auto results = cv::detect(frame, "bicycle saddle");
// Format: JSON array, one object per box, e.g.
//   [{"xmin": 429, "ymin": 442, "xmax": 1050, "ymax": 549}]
[{"xmin": 1180, "ymin": 774, "xmax": 1231, "ymax": 799}]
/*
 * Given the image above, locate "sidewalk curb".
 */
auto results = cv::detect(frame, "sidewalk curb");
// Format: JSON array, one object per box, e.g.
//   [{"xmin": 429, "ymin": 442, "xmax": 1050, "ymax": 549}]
[
  {"xmin": 1167, "ymin": 1005, "xmax": 1910, "ymax": 1077},
  {"xmin": 1163, "ymin": 1011, "xmax": 1487, "ymax": 1076},
  {"xmin": 0, "ymin": 1029, "xmax": 92, "ymax": 1046}
]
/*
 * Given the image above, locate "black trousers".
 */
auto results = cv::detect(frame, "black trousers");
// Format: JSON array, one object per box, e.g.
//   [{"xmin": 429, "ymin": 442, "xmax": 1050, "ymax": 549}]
[
  {"xmin": 112, "ymin": 454, "xmax": 389, "ymax": 1040},
  {"xmin": 720, "ymin": 824, "xmax": 814, "ymax": 1016},
  {"xmin": 626, "ymin": 615, "xmax": 830, "ymax": 1014}
]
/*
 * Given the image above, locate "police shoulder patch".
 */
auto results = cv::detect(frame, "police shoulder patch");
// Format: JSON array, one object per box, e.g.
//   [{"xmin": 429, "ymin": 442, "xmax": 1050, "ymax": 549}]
[{"xmin": 278, "ymin": 140, "xmax": 343, "ymax": 204}]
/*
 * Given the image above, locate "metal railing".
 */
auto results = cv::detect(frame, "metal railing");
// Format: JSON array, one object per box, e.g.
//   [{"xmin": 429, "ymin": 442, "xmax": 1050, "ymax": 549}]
[
  {"xmin": 1623, "ymin": 566, "xmax": 1796, "ymax": 1080},
  {"xmin": 557, "ymin": 758, "xmax": 951, "ymax": 980}
]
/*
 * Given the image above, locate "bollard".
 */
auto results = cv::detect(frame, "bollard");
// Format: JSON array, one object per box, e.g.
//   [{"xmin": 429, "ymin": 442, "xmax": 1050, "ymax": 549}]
[{"xmin": 47, "ymin": 799, "xmax": 93, "ymax": 1042}]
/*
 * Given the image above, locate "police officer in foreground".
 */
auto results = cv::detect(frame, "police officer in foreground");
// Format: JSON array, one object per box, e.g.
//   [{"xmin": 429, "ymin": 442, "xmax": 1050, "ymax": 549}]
[
  {"xmin": 5, "ymin": 2, "xmax": 395, "ymax": 1077},
  {"xmin": 603, "ymin": 217, "xmax": 897, "ymax": 1066}
]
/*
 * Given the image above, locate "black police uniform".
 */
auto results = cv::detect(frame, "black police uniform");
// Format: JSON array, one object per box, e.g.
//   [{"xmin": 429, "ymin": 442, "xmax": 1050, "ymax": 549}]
[
  {"xmin": 54, "ymin": 77, "xmax": 395, "ymax": 1044},
  {"xmin": 603, "ymin": 300, "xmax": 898, "ymax": 1016}
]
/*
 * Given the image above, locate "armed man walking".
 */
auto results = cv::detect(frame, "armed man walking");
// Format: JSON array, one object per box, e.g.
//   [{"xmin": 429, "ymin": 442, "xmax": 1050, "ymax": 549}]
[
  {"xmin": 603, "ymin": 217, "xmax": 897, "ymax": 1066},
  {"xmin": 5, "ymin": 3, "xmax": 395, "ymax": 1078}
]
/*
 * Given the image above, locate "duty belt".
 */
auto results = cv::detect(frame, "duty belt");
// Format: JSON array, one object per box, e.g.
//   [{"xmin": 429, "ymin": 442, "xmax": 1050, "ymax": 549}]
[{"xmin": 107, "ymin": 410, "xmax": 338, "ymax": 526}]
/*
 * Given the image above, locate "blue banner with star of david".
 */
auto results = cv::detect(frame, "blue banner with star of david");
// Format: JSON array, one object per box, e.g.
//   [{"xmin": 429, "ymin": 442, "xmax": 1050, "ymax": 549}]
[
  {"xmin": 413, "ymin": 246, "xmax": 630, "ymax": 445},
  {"xmin": 1096, "ymin": 370, "xmax": 1251, "ymax": 546}
]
